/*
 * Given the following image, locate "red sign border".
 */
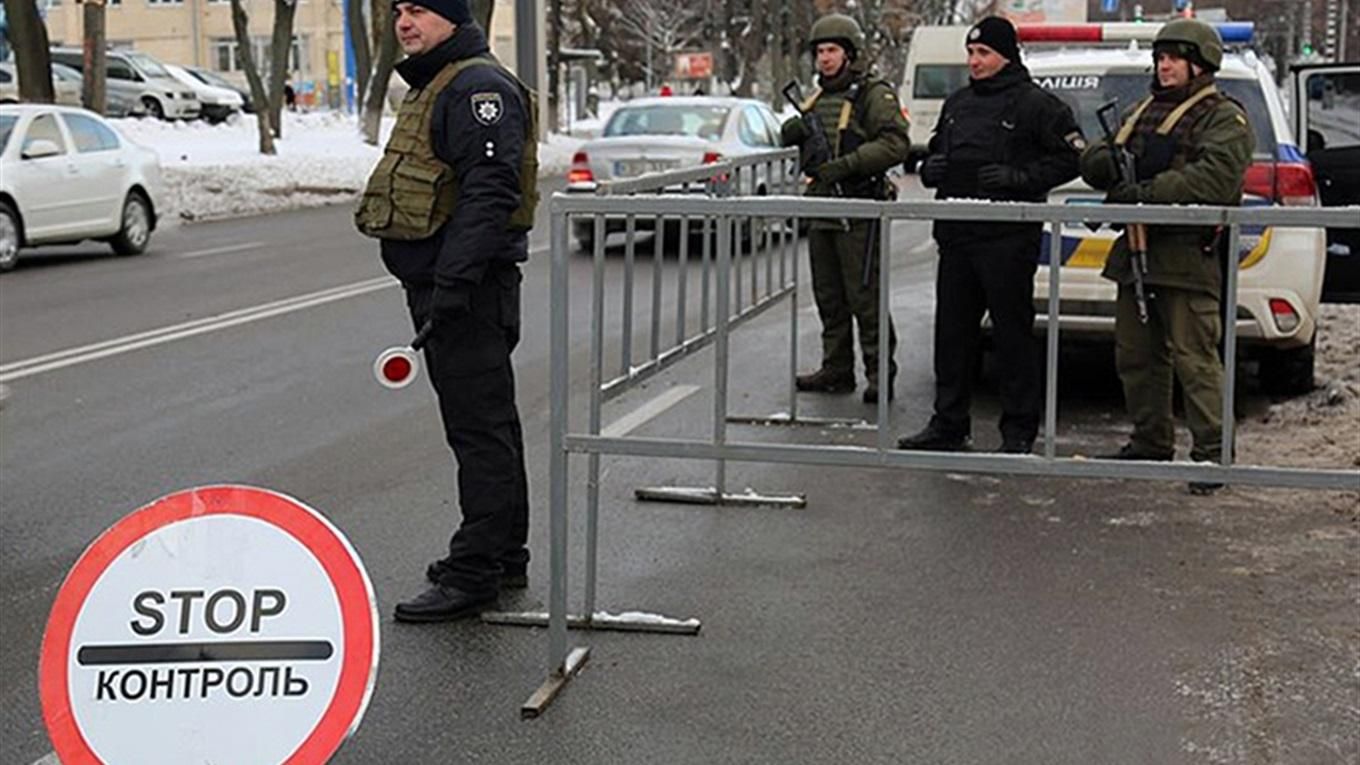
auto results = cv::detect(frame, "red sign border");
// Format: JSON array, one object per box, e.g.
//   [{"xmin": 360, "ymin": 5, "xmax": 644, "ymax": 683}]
[{"xmin": 39, "ymin": 485, "xmax": 379, "ymax": 765}]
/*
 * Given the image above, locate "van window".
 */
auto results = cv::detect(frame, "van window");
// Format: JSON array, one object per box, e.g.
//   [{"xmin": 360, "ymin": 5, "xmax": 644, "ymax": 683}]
[
  {"xmin": 1037, "ymin": 73, "xmax": 1276, "ymax": 159},
  {"xmin": 108, "ymin": 59, "xmax": 138, "ymax": 81},
  {"xmin": 51, "ymin": 52, "xmax": 84, "ymax": 72},
  {"xmin": 913, "ymin": 65, "xmax": 968, "ymax": 99}
]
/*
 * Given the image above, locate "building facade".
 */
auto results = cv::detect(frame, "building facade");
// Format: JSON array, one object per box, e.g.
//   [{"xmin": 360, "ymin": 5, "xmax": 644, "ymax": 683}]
[{"xmin": 41, "ymin": 0, "xmax": 520, "ymax": 108}]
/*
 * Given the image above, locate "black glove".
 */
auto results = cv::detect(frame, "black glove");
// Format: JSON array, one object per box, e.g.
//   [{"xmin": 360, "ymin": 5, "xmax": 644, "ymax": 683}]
[
  {"xmin": 977, "ymin": 164, "xmax": 1027, "ymax": 194},
  {"xmin": 919, "ymin": 155, "xmax": 948, "ymax": 187},
  {"xmin": 430, "ymin": 281, "xmax": 473, "ymax": 327},
  {"xmin": 1105, "ymin": 182, "xmax": 1142, "ymax": 204}
]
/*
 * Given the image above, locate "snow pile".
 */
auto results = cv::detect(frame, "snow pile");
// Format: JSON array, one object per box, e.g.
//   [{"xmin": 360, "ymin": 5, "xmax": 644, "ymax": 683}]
[
  {"xmin": 1239, "ymin": 304, "xmax": 1360, "ymax": 472},
  {"xmin": 111, "ymin": 110, "xmax": 581, "ymax": 223}
]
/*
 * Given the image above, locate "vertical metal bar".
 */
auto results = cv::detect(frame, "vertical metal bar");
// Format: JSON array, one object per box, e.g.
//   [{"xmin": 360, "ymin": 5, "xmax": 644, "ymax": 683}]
[
  {"xmin": 650, "ymin": 214, "xmax": 664, "ymax": 362},
  {"xmin": 733, "ymin": 215, "xmax": 744, "ymax": 315},
  {"xmin": 714, "ymin": 215, "xmax": 732, "ymax": 498},
  {"xmin": 547, "ymin": 208, "xmax": 570, "ymax": 673},
  {"xmin": 677, "ymin": 216, "xmax": 690, "ymax": 347},
  {"xmin": 701, "ymin": 215, "xmax": 712, "ymax": 332},
  {"xmin": 622, "ymin": 214, "xmax": 636, "ymax": 377},
  {"xmin": 876, "ymin": 214, "xmax": 892, "ymax": 451},
  {"xmin": 765, "ymin": 216, "xmax": 774, "ymax": 301},
  {"xmin": 584, "ymin": 214, "xmax": 606, "ymax": 620},
  {"xmin": 789, "ymin": 215, "xmax": 801, "ymax": 421},
  {"xmin": 1044, "ymin": 220, "xmax": 1063, "ymax": 460},
  {"xmin": 1221, "ymin": 223, "xmax": 1240, "ymax": 466}
]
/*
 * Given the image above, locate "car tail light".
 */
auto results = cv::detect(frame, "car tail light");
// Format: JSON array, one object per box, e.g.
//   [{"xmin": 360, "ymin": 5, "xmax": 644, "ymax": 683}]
[
  {"xmin": 702, "ymin": 151, "xmax": 723, "ymax": 164},
  {"xmin": 567, "ymin": 151, "xmax": 594, "ymax": 184},
  {"xmin": 1243, "ymin": 161, "xmax": 1317, "ymax": 206},
  {"xmin": 1269, "ymin": 298, "xmax": 1300, "ymax": 333}
]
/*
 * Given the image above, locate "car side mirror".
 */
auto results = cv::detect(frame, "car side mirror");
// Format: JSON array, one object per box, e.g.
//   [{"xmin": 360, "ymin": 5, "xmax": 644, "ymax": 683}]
[{"xmin": 21, "ymin": 139, "xmax": 62, "ymax": 160}]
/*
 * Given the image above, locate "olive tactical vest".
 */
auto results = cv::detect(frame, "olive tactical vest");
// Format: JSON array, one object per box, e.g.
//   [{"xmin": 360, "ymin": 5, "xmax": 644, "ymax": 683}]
[{"xmin": 355, "ymin": 56, "xmax": 539, "ymax": 241}]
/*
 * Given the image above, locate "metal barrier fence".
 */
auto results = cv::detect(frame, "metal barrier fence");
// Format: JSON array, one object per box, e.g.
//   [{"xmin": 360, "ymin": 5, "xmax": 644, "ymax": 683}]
[{"xmin": 497, "ymin": 155, "xmax": 1360, "ymax": 716}]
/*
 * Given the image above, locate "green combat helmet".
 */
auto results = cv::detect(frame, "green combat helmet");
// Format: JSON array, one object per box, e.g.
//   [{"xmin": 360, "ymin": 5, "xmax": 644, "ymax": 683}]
[
  {"xmin": 1154, "ymin": 18, "xmax": 1224, "ymax": 72},
  {"xmin": 809, "ymin": 14, "xmax": 866, "ymax": 60}
]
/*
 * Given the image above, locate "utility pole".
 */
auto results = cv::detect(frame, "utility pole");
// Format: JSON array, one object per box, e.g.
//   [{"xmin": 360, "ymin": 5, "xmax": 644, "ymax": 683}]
[{"xmin": 81, "ymin": 0, "xmax": 107, "ymax": 114}]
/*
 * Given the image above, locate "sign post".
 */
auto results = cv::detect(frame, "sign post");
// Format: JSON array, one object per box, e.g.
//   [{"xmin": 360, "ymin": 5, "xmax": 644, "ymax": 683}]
[{"xmin": 40, "ymin": 485, "xmax": 379, "ymax": 765}]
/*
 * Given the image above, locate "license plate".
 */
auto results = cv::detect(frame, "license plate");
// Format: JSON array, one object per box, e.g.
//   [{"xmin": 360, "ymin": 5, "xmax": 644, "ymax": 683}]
[{"xmin": 614, "ymin": 159, "xmax": 676, "ymax": 177}]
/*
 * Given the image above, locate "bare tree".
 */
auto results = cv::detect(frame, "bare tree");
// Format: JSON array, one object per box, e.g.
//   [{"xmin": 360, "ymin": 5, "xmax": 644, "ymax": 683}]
[
  {"xmin": 229, "ymin": 0, "xmax": 276, "ymax": 154},
  {"xmin": 347, "ymin": 0, "xmax": 372, "ymax": 113},
  {"xmin": 361, "ymin": 4, "xmax": 398, "ymax": 144},
  {"xmin": 267, "ymin": 0, "xmax": 299, "ymax": 138},
  {"xmin": 2, "ymin": 0, "xmax": 55, "ymax": 103},
  {"xmin": 612, "ymin": 0, "xmax": 706, "ymax": 87}
]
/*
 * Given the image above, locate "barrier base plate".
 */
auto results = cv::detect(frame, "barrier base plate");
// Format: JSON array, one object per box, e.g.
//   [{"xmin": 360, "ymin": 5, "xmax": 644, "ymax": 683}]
[
  {"xmin": 634, "ymin": 486, "xmax": 807, "ymax": 508},
  {"xmin": 483, "ymin": 609, "xmax": 702, "ymax": 635},
  {"xmin": 727, "ymin": 411, "xmax": 876, "ymax": 430},
  {"xmin": 521, "ymin": 646, "xmax": 590, "ymax": 719}
]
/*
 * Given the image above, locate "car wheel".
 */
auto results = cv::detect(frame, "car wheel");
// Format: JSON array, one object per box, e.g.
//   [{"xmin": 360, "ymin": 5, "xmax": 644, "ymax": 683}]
[
  {"xmin": 110, "ymin": 192, "xmax": 152, "ymax": 256},
  {"xmin": 1259, "ymin": 335, "xmax": 1316, "ymax": 397},
  {"xmin": 0, "ymin": 200, "xmax": 21, "ymax": 272},
  {"xmin": 142, "ymin": 97, "xmax": 166, "ymax": 121}
]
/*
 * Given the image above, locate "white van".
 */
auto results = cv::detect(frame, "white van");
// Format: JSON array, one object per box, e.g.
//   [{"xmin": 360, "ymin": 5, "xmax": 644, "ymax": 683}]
[{"xmin": 899, "ymin": 25, "xmax": 969, "ymax": 168}]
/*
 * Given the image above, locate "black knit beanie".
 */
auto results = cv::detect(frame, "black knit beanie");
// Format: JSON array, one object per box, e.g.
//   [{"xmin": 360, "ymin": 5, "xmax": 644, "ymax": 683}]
[
  {"xmin": 966, "ymin": 16, "xmax": 1020, "ymax": 62},
  {"xmin": 393, "ymin": 0, "xmax": 472, "ymax": 25}
]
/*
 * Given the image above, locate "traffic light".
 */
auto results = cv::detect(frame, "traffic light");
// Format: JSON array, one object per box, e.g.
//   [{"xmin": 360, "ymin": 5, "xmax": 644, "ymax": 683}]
[{"xmin": 1301, "ymin": 41, "xmax": 1315, "ymax": 55}]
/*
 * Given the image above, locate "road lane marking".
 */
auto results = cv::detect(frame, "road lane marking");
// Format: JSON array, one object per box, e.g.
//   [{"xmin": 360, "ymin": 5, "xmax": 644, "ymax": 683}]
[
  {"xmin": 173, "ymin": 241, "xmax": 265, "ymax": 259},
  {"xmin": 602, "ymin": 385, "xmax": 701, "ymax": 438},
  {"xmin": 0, "ymin": 276, "xmax": 398, "ymax": 383}
]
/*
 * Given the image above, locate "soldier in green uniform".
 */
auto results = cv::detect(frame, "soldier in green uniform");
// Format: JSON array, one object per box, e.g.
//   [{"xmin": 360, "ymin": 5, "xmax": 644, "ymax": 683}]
[
  {"xmin": 1080, "ymin": 18, "xmax": 1253, "ymax": 494},
  {"xmin": 781, "ymin": 14, "xmax": 912, "ymax": 404}
]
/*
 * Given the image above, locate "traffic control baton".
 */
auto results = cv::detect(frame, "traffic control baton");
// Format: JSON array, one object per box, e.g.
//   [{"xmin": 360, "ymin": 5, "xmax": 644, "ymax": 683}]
[{"xmin": 373, "ymin": 320, "xmax": 433, "ymax": 389}]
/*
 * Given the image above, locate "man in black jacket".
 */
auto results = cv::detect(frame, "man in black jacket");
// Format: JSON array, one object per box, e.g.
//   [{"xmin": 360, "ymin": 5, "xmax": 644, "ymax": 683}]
[
  {"xmin": 897, "ymin": 16, "xmax": 1082, "ymax": 454},
  {"xmin": 355, "ymin": 0, "xmax": 536, "ymax": 621}
]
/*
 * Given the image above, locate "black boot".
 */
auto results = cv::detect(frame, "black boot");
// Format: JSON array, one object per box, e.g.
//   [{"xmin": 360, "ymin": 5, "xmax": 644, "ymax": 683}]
[
  {"xmin": 795, "ymin": 368, "xmax": 855, "ymax": 394},
  {"xmin": 896, "ymin": 423, "xmax": 970, "ymax": 452},
  {"xmin": 394, "ymin": 584, "xmax": 496, "ymax": 623}
]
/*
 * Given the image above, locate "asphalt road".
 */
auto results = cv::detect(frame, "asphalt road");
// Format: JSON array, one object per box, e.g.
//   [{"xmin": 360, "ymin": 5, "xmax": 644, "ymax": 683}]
[{"xmin": 1, "ymin": 181, "xmax": 1354, "ymax": 764}]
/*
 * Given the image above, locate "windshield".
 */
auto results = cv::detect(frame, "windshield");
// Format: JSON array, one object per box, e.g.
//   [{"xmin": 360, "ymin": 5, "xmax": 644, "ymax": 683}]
[
  {"xmin": 603, "ymin": 105, "xmax": 730, "ymax": 140},
  {"xmin": 126, "ymin": 53, "xmax": 172, "ymax": 79},
  {"xmin": 1036, "ymin": 72, "xmax": 1277, "ymax": 158},
  {"xmin": 913, "ymin": 65, "xmax": 969, "ymax": 99},
  {"xmin": 51, "ymin": 63, "xmax": 82, "ymax": 82},
  {"xmin": 0, "ymin": 115, "xmax": 17, "ymax": 154}
]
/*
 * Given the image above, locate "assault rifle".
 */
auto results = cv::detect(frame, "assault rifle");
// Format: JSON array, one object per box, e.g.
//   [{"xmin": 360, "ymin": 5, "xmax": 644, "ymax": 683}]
[
  {"xmin": 782, "ymin": 80, "xmax": 849, "ymax": 232},
  {"xmin": 1097, "ymin": 100, "xmax": 1151, "ymax": 325}
]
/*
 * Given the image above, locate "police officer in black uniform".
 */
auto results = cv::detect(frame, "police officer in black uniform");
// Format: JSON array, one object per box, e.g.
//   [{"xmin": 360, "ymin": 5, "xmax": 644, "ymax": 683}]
[
  {"xmin": 897, "ymin": 17, "xmax": 1083, "ymax": 454},
  {"xmin": 356, "ymin": 0, "xmax": 536, "ymax": 621}
]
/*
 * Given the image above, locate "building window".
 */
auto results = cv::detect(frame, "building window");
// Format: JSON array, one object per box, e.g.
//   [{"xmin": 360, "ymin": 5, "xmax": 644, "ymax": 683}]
[
  {"xmin": 211, "ymin": 35, "xmax": 309, "ymax": 77},
  {"xmin": 147, "ymin": 0, "xmax": 185, "ymax": 5}
]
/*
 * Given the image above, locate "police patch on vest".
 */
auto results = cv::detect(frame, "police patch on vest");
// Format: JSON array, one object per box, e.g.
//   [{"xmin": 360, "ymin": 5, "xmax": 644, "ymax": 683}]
[{"xmin": 472, "ymin": 92, "xmax": 504, "ymax": 125}]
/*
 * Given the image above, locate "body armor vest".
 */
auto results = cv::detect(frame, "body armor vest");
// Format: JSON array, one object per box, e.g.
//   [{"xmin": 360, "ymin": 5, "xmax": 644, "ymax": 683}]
[{"xmin": 356, "ymin": 56, "xmax": 539, "ymax": 241}]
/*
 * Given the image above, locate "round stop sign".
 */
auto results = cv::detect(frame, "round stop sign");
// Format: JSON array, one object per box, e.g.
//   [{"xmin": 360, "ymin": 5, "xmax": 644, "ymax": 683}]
[{"xmin": 39, "ymin": 486, "xmax": 379, "ymax": 764}]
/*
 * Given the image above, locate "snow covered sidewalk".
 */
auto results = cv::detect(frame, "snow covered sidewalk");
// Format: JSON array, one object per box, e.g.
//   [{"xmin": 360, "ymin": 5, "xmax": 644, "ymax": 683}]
[{"xmin": 112, "ymin": 111, "xmax": 582, "ymax": 223}]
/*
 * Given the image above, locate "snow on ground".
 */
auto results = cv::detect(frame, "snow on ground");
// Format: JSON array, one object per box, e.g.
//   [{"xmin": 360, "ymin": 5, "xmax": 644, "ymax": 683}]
[{"xmin": 112, "ymin": 110, "xmax": 582, "ymax": 223}]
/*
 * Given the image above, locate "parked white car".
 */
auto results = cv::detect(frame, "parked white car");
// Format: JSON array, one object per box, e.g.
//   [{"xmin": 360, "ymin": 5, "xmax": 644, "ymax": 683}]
[
  {"xmin": 165, "ymin": 63, "xmax": 243, "ymax": 123},
  {"xmin": 0, "ymin": 104, "xmax": 163, "ymax": 271}
]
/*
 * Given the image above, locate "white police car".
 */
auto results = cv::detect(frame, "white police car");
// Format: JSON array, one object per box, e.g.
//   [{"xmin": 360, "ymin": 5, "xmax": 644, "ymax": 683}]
[{"xmin": 1021, "ymin": 22, "xmax": 1326, "ymax": 394}]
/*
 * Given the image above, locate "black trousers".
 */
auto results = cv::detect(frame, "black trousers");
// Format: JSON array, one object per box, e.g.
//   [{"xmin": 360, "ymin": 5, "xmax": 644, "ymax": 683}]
[
  {"xmin": 405, "ymin": 266, "xmax": 529, "ymax": 597},
  {"xmin": 931, "ymin": 241, "xmax": 1041, "ymax": 443}
]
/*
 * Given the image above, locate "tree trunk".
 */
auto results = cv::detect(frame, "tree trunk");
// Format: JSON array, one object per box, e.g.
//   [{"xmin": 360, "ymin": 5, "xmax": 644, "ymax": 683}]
[
  {"xmin": 548, "ymin": 0, "xmax": 561, "ymax": 131},
  {"xmin": 230, "ymin": 0, "xmax": 276, "ymax": 154},
  {"xmin": 268, "ymin": 0, "xmax": 299, "ymax": 138},
  {"xmin": 361, "ymin": 7, "xmax": 397, "ymax": 145},
  {"xmin": 3, "ymin": 0, "xmax": 56, "ymax": 103},
  {"xmin": 346, "ymin": 0, "xmax": 371, "ymax": 113},
  {"xmin": 770, "ymin": 6, "xmax": 785, "ymax": 111},
  {"xmin": 471, "ymin": 0, "xmax": 494, "ymax": 32},
  {"xmin": 81, "ymin": 1, "xmax": 107, "ymax": 112}
]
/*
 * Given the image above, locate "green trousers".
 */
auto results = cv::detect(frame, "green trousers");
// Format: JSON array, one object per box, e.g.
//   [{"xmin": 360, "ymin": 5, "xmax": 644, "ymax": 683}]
[
  {"xmin": 807, "ymin": 222, "xmax": 897, "ymax": 384},
  {"xmin": 1114, "ymin": 283, "xmax": 1224, "ymax": 461}
]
